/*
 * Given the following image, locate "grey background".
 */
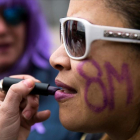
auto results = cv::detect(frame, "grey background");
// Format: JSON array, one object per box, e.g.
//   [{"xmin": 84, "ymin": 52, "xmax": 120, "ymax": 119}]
[
  {"xmin": 38, "ymin": 0, "xmax": 70, "ymax": 52},
  {"xmin": 40, "ymin": 0, "xmax": 70, "ymax": 26}
]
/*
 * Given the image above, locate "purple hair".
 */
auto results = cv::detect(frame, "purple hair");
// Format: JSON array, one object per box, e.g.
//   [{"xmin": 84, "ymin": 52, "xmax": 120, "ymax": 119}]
[{"xmin": 0, "ymin": 0, "xmax": 52, "ymax": 78}]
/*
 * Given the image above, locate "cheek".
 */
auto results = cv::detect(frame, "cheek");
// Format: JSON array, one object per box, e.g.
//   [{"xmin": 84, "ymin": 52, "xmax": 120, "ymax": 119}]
[
  {"xmin": 77, "ymin": 59, "xmax": 108, "ymax": 113},
  {"xmin": 77, "ymin": 59, "xmax": 134, "ymax": 113},
  {"xmin": 73, "ymin": 59, "xmax": 139, "ymax": 132},
  {"xmin": 78, "ymin": 61, "xmax": 108, "ymax": 109},
  {"xmin": 12, "ymin": 24, "xmax": 26, "ymax": 48}
]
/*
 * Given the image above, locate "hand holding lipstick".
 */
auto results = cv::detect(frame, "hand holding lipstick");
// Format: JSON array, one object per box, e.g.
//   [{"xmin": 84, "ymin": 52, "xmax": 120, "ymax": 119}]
[{"xmin": 0, "ymin": 75, "xmax": 50, "ymax": 140}]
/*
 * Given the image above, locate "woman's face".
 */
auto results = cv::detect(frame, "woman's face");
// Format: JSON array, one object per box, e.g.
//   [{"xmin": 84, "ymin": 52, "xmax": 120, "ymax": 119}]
[
  {"xmin": 50, "ymin": 0, "xmax": 140, "ymax": 134},
  {"xmin": 0, "ymin": 9, "xmax": 26, "ymax": 72}
]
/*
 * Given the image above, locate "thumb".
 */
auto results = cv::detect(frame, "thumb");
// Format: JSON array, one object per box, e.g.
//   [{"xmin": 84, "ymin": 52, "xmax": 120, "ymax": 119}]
[{"xmin": 3, "ymin": 79, "xmax": 35, "ymax": 112}]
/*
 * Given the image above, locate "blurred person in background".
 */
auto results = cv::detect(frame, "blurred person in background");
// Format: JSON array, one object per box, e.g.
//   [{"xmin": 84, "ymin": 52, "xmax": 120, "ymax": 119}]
[{"xmin": 0, "ymin": 0, "xmax": 83, "ymax": 140}]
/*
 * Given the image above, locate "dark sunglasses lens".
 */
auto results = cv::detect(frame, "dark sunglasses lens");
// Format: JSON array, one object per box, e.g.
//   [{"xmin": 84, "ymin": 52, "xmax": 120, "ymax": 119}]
[
  {"xmin": 64, "ymin": 20, "xmax": 86, "ymax": 57},
  {"xmin": 3, "ymin": 7, "xmax": 27, "ymax": 25}
]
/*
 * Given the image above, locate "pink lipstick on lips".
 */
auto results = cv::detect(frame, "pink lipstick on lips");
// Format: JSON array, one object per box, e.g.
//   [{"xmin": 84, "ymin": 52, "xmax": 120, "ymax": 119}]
[{"xmin": 55, "ymin": 80, "xmax": 77, "ymax": 101}]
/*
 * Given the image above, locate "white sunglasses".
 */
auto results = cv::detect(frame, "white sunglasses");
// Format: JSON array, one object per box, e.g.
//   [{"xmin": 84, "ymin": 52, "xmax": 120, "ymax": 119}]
[{"xmin": 60, "ymin": 17, "xmax": 140, "ymax": 60}]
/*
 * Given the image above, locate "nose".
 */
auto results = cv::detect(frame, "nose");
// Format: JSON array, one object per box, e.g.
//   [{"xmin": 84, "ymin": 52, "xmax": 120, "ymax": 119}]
[
  {"xmin": 49, "ymin": 45, "xmax": 71, "ymax": 71},
  {"xmin": 0, "ymin": 16, "xmax": 8, "ymax": 37}
]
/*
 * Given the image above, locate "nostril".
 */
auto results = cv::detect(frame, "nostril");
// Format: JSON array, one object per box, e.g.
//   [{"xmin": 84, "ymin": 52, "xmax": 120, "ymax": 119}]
[{"xmin": 55, "ymin": 64, "xmax": 64, "ymax": 70}]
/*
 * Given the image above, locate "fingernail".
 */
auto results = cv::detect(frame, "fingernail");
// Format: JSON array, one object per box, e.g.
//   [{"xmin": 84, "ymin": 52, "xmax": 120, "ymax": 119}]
[
  {"xmin": 23, "ymin": 111, "xmax": 32, "ymax": 120},
  {"xmin": 22, "ymin": 79, "xmax": 34, "ymax": 88}
]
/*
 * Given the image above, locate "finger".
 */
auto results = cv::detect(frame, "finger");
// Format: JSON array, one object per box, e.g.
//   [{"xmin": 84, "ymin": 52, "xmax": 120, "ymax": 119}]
[
  {"xmin": 20, "ymin": 95, "xmax": 39, "ymax": 111},
  {"xmin": 20, "ymin": 110, "xmax": 50, "ymax": 130},
  {"xmin": 3, "ymin": 79, "xmax": 35, "ymax": 112},
  {"xmin": 10, "ymin": 75, "xmax": 40, "ymax": 83},
  {"xmin": 22, "ymin": 95, "xmax": 39, "ymax": 120},
  {"xmin": 20, "ymin": 98, "xmax": 27, "ymax": 110},
  {"xmin": 31, "ymin": 110, "xmax": 51, "ymax": 124}
]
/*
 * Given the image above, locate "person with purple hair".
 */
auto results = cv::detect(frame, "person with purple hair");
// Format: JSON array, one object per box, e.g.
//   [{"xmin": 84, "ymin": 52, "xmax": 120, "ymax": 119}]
[
  {"xmin": 0, "ymin": 0, "xmax": 83, "ymax": 140},
  {"xmin": 0, "ymin": 0, "xmax": 51, "ymax": 77}
]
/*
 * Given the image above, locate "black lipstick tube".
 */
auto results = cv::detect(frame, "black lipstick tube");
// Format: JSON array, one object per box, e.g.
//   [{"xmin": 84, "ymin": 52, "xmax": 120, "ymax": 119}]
[{"xmin": 0, "ymin": 77, "xmax": 59, "ymax": 96}]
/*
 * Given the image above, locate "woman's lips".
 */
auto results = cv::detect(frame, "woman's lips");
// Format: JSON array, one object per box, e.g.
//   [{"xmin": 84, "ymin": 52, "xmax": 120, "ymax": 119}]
[
  {"xmin": 55, "ymin": 90, "xmax": 76, "ymax": 101},
  {"xmin": 55, "ymin": 80, "xmax": 77, "ymax": 101}
]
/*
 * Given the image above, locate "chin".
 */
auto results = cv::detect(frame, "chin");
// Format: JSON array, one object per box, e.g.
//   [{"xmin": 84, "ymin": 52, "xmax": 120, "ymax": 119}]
[
  {"xmin": 59, "ymin": 109, "xmax": 85, "ymax": 132},
  {"xmin": 60, "ymin": 117, "xmax": 82, "ymax": 132},
  {"xmin": 59, "ymin": 107, "xmax": 107, "ymax": 133},
  {"xmin": 60, "ymin": 116, "xmax": 104, "ymax": 134}
]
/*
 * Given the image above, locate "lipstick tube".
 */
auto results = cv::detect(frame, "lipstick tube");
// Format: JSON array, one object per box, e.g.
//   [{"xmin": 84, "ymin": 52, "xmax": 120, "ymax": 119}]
[{"xmin": 0, "ymin": 77, "xmax": 59, "ymax": 96}]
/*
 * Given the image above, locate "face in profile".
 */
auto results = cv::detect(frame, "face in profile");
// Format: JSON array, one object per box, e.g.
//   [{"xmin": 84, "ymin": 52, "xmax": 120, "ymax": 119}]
[
  {"xmin": 0, "ymin": 6, "xmax": 26, "ymax": 72},
  {"xmin": 50, "ymin": 0, "xmax": 140, "ymax": 134}
]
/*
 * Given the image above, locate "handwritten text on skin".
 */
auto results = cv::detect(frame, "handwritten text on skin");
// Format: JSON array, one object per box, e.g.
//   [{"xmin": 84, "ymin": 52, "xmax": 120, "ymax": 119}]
[{"xmin": 77, "ymin": 60, "xmax": 133, "ymax": 113}]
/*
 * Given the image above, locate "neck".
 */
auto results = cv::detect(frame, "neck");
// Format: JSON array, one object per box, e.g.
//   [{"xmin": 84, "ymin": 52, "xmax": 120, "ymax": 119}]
[
  {"xmin": 102, "ymin": 126, "xmax": 140, "ymax": 140},
  {"xmin": 106, "ymin": 123, "xmax": 140, "ymax": 140},
  {"xmin": 102, "ymin": 112, "xmax": 140, "ymax": 140}
]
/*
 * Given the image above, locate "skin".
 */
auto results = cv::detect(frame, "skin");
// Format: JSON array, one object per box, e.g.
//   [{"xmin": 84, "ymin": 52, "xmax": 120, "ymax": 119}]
[
  {"xmin": 0, "ymin": 75, "xmax": 50, "ymax": 140},
  {"xmin": 50, "ymin": 0, "xmax": 140, "ymax": 140},
  {"xmin": 0, "ymin": 14, "xmax": 26, "ymax": 73}
]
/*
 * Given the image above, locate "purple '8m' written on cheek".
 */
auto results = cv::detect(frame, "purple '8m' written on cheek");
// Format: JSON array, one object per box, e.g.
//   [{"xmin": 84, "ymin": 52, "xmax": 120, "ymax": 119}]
[
  {"xmin": 77, "ymin": 60, "xmax": 133, "ymax": 113},
  {"xmin": 105, "ymin": 62, "xmax": 133, "ymax": 110},
  {"xmin": 77, "ymin": 60, "xmax": 108, "ymax": 113}
]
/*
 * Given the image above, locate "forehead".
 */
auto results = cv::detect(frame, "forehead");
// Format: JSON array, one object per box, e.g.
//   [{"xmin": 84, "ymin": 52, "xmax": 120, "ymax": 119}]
[
  {"xmin": 67, "ymin": 0, "xmax": 125, "ymax": 27},
  {"xmin": 67, "ymin": 0, "xmax": 103, "ymax": 15}
]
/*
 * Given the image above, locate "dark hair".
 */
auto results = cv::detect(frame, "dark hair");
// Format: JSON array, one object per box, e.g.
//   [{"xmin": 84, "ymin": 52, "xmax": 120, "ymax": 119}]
[
  {"xmin": 105, "ymin": 0, "xmax": 140, "ymax": 30},
  {"xmin": 105, "ymin": 0, "xmax": 140, "ymax": 53}
]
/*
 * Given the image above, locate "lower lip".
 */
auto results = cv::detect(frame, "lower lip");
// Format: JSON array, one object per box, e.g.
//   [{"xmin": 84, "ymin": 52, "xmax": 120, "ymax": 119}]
[{"xmin": 55, "ymin": 90, "xmax": 76, "ymax": 101}]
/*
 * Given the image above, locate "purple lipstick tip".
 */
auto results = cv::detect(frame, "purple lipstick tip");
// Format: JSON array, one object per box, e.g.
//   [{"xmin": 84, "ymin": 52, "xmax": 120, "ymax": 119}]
[{"xmin": 48, "ymin": 86, "xmax": 60, "ymax": 95}]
